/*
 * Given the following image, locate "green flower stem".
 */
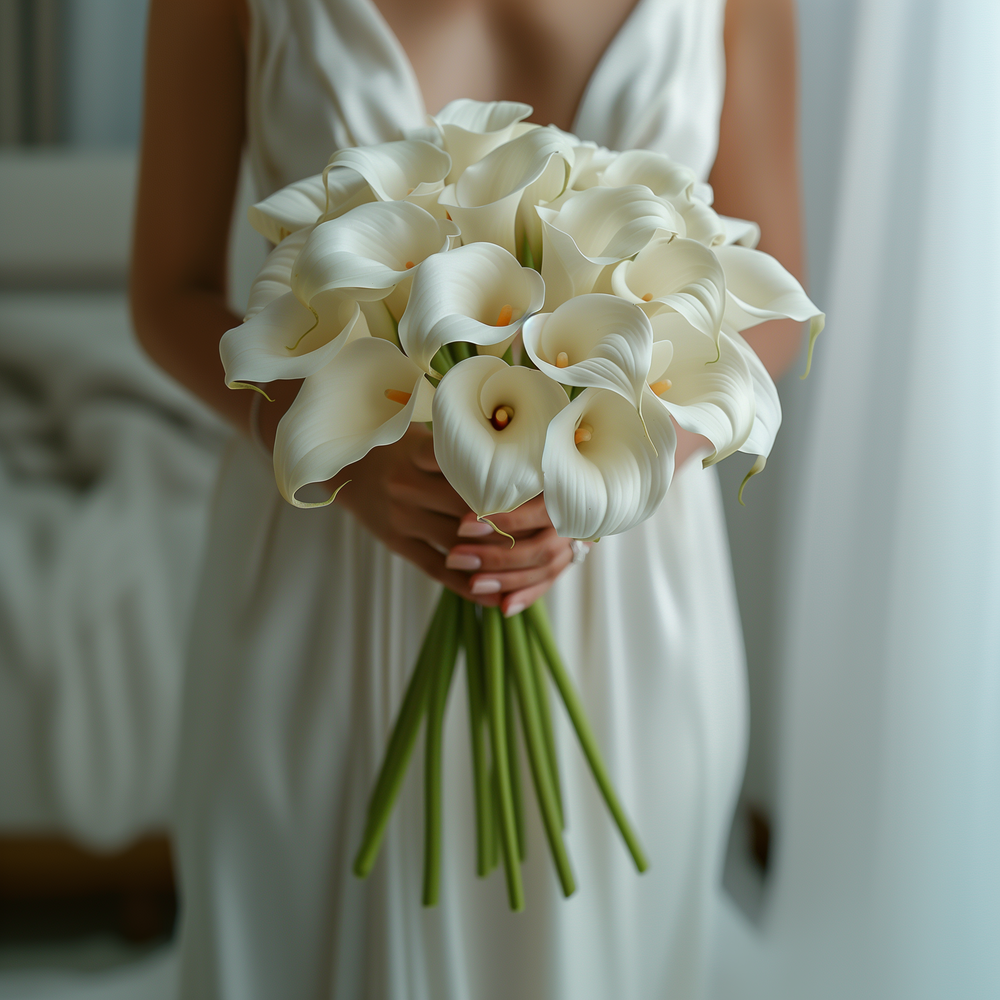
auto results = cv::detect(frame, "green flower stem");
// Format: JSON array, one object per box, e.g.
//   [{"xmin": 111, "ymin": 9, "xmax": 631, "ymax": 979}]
[
  {"xmin": 488, "ymin": 764, "xmax": 501, "ymax": 873},
  {"xmin": 528, "ymin": 628, "xmax": 564, "ymax": 828},
  {"xmin": 504, "ymin": 614, "xmax": 576, "ymax": 897},
  {"xmin": 450, "ymin": 341, "xmax": 473, "ymax": 362},
  {"xmin": 524, "ymin": 602, "xmax": 649, "ymax": 874},
  {"xmin": 423, "ymin": 591, "xmax": 462, "ymax": 907},
  {"xmin": 432, "ymin": 344, "xmax": 457, "ymax": 375},
  {"xmin": 353, "ymin": 592, "xmax": 451, "ymax": 878},
  {"xmin": 504, "ymin": 661, "xmax": 526, "ymax": 861},
  {"xmin": 461, "ymin": 599, "xmax": 494, "ymax": 877},
  {"xmin": 483, "ymin": 606, "xmax": 524, "ymax": 911}
]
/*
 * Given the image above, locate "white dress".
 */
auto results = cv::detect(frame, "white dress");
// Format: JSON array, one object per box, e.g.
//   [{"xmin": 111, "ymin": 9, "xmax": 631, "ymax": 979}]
[{"xmin": 174, "ymin": 0, "xmax": 747, "ymax": 997}]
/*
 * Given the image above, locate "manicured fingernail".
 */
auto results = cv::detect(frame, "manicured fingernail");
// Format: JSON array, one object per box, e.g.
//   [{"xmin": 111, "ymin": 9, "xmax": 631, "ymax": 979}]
[
  {"xmin": 446, "ymin": 552, "xmax": 481, "ymax": 571},
  {"xmin": 471, "ymin": 578, "xmax": 502, "ymax": 595},
  {"xmin": 458, "ymin": 520, "xmax": 494, "ymax": 537},
  {"xmin": 504, "ymin": 602, "xmax": 525, "ymax": 618}
]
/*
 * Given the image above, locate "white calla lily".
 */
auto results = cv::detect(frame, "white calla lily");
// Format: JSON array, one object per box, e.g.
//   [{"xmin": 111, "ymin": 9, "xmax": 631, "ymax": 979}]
[
  {"xmin": 248, "ymin": 175, "xmax": 328, "ymax": 244},
  {"xmin": 324, "ymin": 139, "xmax": 451, "ymax": 204},
  {"xmin": 541, "ymin": 386, "xmax": 676, "ymax": 541},
  {"xmin": 431, "ymin": 99, "xmax": 533, "ymax": 182},
  {"xmin": 611, "ymin": 233, "xmax": 726, "ymax": 343},
  {"xmin": 715, "ymin": 244, "xmax": 825, "ymax": 375},
  {"xmin": 398, "ymin": 243, "xmax": 545, "ymax": 375},
  {"xmin": 719, "ymin": 215, "xmax": 761, "ymax": 248},
  {"xmin": 537, "ymin": 185, "xmax": 683, "ymax": 309},
  {"xmin": 565, "ymin": 140, "xmax": 619, "ymax": 191},
  {"xmin": 726, "ymin": 326, "xmax": 782, "ymax": 495},
  {"xmin": 644, "ymin": 313, "xmax": 756, "ymax": 466},
  {"xmin": 273, "ymin": 337, "xmax": 433, "ymax": 507},
  {"xmin": 291, "ymin": 201, "xmax": 458, "ymax": 305},
  {"xmin": 245, "ymin": 226, "xmax": 312, "ymax": 319},
  {"xmin": 600, "ymin": 149, "xmax": 698, "ymax": 200},
  {"xmin": 439, "ymin": 126, "xmax": 574, "ymax": 257},
  {"xmin": 221, "ymin": 291, "xmax": 367, "ymax": 388},
  {"xmin": 522, "ymin": 294, "xmax": 653, "ymax": 412},
  {"xmin": 432, "ymin": 356, "xmax": 568, "ymax": 520}
]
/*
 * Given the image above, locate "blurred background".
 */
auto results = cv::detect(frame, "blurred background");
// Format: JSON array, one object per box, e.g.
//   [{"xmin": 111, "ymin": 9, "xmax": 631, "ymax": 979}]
[{"xmin": 0, "ymin": 0, "xmax": 997, "ymax": 998}]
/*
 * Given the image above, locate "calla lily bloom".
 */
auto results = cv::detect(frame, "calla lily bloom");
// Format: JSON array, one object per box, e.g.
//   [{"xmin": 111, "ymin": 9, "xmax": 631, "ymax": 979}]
[
  {"xmin": 248, "ymin": 175, "xmax": 329, "ymax": 244},
  {"xmin": 611, "ymin": 233, "xmax": 727, "ymax": 344},
  {"xmin": 244, "ymin": 227, "xmax": 312, "ymax": 319},
  {"xmin": 536, "ymin": 185, "xmax": 683, "ymax": 309},
  {"xmin": 222, "ymin": 225, "xmax": 370, "ymax": 387},
  {"xmin": 291, "ymin": 201, "xmax": 458, "ymax": 311},
  {"xmin": 600, "ymin": 148, "xmax": 698, "ymax": 200},
  {"xmin": 541, "ymin": 386, "xmax": 676, "ymax": 541},
  {"xmin": 714, "ymin": 244, "xmax": 825, "ymax": 376},
  {"xmin": 324, "ymin": 139, "xmax": 451, "ymax": 205},
  {"xmin": 221, "ymin": 291, "xmax": 367, "ymax": 389},
  {"xmin": 439, "ymin": 125, "xmax": 574, "ymax": 258},
  {"xmin": 273, "ymin": 337, "xmax": 434, "ymax": 507},
  {"xmin": 431, "ymin": 99, "xmax": 533, "ymax": 183},
  {"xmin": 643, "ymin": 312, "xmax": 758, "ymax": 466},
  {"xmin": 432, "ymin": 356, "xmax": 568, "ymax": 520},
  {"xmin": 398, "ymin": 243, "xmax": 545, "ymax": 375},
  {"xmin": 522, "ymin": 294, "xmax": 653, "ymax": 413}
]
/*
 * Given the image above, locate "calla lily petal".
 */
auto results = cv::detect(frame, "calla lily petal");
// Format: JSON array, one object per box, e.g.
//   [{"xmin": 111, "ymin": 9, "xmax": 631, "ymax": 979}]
[
  {"xmin": 432, "ymin": 356, "xmax": 568, "ymax": 517},
  {"xmin": 441, "ymin": 126, "xmax": 574, "ymax": 256},
  {"xmin": 398, "ymin": 243, "xmax": 545, "ymax": 375},
  {"xmin": 248, "ymin": 175, "xmax": 327, "ymax": 244},
  {"xmin": 541, "ymin": 386, "xmax": 676, "ymax": 541},
  {"xmin": 600, "ymin": 149, "xmax": 697, "ymax": 200},
  {"xmin": 292, "ymin": 201, "xmax": 458, "ymax": 303},
  {"xmin": 325, "ymin": 139, "xmax": 451, "ymax": 203},
  {"xmin": 522, "ymin": 294, "xmax": 653, "ymax": 412},
  {"xmin": 432, "ymin": 99, "xmax": 533, "ymax": 182},
  {"xmin": 245, "ymin": 227, "xmax": 312, "ymax": 319},
  {"xmin": 221, "ymin": 291, "xmax": 366, "ymax": 386},
  {"xmin": 647, "ymin": 314, "xmax": 756, "ymax": 465},
  {"xmin": 537, "ymin": 185, "xmax": 684, "ymax": 309},
  {"xmin": 715, "ymin": 244, "xmax": 825, "ymax": 375},
  {"xmin": 273, "ymin": 338, "xmax": 432, "ymax": 506},
  {"xmin": 611, "ymin": 234, "xmax": 726, "ymax": 342},
  {"xmin": 726, "ymin": 327, "xmax": 781, "ymax": 460},
  {"xmin": 719, "ymin": 215, "xmax": 761, "ymax": 248}
]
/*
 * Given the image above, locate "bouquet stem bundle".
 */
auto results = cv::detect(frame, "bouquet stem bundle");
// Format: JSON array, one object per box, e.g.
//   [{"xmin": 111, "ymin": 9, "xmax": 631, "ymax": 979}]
[{"xmin": 352, "ymin": 593, "xmax": 648, "ymax": 911}]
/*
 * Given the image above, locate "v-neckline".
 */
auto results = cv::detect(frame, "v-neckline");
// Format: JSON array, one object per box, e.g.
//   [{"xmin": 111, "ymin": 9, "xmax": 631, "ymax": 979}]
[{"xmin": 358, "ymin": 0, "xmax": 655, "ymax": 137}]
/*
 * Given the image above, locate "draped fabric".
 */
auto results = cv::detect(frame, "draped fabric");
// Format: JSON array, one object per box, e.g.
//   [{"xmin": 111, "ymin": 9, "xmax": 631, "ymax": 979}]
[{"xmin": 712, "ymin": 2, "xmax": 1000, "ymax": 997}]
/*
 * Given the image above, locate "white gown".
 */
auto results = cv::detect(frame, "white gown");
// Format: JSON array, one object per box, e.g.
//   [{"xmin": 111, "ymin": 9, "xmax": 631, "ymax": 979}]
[{"xmin": 174, "ymin": 0, "xmax": 747, "ymax": 997}]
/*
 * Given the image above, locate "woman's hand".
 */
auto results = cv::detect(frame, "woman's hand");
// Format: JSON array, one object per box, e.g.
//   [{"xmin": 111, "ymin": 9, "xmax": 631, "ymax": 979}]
[
  {"xmin": 323, "ymin": 423, "xmax": 582, "ymax": 614},
  {"xmin": 446, "ymin": 498, "xmax": 589, "ymax": 617}
]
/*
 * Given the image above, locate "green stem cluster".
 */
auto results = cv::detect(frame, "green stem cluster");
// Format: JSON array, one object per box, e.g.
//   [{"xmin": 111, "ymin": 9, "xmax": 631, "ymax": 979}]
[{"xmin": 352, "ymin": 593, "xmax": 648, "ymax": 911}]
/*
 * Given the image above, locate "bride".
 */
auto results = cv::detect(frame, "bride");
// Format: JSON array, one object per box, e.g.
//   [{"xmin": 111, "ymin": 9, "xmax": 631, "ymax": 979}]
[{"xmin": 131, "ymin": 0, "xmax": 804, "ymax": 996}]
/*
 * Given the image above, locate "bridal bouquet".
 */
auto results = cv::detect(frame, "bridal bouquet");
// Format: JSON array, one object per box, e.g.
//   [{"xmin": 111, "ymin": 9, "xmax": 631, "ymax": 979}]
[{"xmin": 220, "ymin": 100, "xmax": 823, "ymax": 910}]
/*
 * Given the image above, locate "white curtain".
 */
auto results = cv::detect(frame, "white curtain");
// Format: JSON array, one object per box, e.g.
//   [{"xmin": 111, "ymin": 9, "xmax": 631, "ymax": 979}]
[{"xmin": 714, "ymin": 0, "xmax": 1000, "ymax": 997}]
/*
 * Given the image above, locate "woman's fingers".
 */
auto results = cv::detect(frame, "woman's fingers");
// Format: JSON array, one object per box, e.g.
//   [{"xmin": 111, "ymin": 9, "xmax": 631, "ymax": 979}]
[
  {"xmin": 446, "ymin": 527, "xmax": 566, "ymax": 574},
  {"xmin": 392, "ymin": 506, "xmax": 463, "ymax": 554},
  {"xmin": 459, "ymin": 495, "xmax": 553, "ymax": 537},
  {"xmin": 460, "ymin": 535, "xmax": 575, "ymax": 598}
]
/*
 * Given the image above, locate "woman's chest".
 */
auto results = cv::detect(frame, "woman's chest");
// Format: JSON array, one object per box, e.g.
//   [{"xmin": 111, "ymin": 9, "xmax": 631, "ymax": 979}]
[{"xmin": 370, "ymin": 0, "xmax": 643, "ymax": 129}]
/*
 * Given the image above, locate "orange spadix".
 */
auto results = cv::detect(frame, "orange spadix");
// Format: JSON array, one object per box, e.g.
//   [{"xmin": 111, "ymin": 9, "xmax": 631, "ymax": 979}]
[
  {"xmin": 649, "ymin": 379, "xmax": 672, "ymax": 396},
  {"xmin": 495, "ymin": 304, "xmax": 513, "ymax": 326},
  {"xmin": 574, "ymin": 423, "xmax": 593, "ymax": 445},
  {"xmin": 384, "ymin": 389, "xmax": 412, "ymax": 406},
  {"xmin": 555, "ymin": 351, "xmax": 570, "ymax": 368},
  {"xmin": 490, "ymin": 405, "xmax": 514, "ymax": 430}
]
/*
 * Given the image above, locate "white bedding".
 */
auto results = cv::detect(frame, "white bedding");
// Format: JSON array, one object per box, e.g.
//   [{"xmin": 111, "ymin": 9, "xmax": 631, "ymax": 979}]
[{"xmin": 0, "ymin": 290, "xmax": 228, "ymax": 846}]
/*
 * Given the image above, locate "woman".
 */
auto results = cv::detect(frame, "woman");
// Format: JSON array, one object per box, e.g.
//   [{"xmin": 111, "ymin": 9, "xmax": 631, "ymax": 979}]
[{"xmin": 131, "ymin": 0, "xmax": 804, "ymax": 996}]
